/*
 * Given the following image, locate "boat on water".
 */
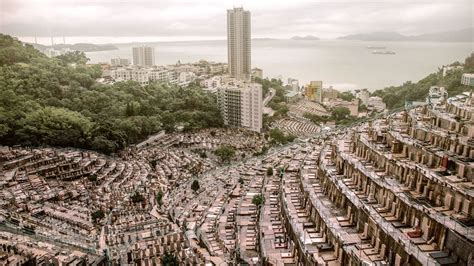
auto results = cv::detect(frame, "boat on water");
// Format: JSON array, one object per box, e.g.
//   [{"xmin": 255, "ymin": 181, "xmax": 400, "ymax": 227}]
[
  {"xmin": 372, "ymin": 50, "xmax": 396, "ymax": 55},
  {"xmin": 367, "ymin": 46, "xmax": 386, "ymax": 49}
]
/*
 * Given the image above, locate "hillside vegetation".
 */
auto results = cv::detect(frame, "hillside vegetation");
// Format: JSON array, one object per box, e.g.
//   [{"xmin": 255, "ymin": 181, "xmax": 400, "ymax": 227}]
[
  {"xmin": 372, "ymin": 53, "xmax": 473, "ymax": 109},
  {"xmin": 0, "ymin": 34, "xmax": 223, "ymax": 154}
]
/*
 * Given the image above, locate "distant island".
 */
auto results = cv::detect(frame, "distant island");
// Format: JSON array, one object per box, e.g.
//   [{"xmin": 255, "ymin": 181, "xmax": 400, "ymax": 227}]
[
  {"xmin": 337, "ymin": 27, "xmax": 473, "ymax": 42},
  {"xmin": 291, "ymin": 35, "xmax": 320, "ymax": 40},
  {"xmin": 252, "ymin": 37, "xmax": 280, "ymax": 41},
  {"xmin": 32, "ymin": 43, "xmax": 118, "ymax": 52}
]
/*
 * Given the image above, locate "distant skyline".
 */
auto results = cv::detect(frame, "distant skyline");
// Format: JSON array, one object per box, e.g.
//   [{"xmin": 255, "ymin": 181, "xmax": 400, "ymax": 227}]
[{"xmin": 1, "ymin": 0, "xmax": 472, "ymax": 45}]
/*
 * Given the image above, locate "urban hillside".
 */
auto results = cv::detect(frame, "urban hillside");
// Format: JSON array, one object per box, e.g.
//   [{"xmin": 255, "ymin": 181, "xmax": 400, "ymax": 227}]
[
  {"xmin": 372, "ymin": 53, "xmax": 474, "ymax": 109},
  {"xmin": 0, "ymin": 34, "xmax": 223, "ymax": 154}
]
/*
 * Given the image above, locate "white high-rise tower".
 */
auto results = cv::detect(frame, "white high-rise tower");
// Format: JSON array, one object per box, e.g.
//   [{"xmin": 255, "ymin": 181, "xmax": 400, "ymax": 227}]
[
  {"xmin": 227, "ymin": 7, "xmax": 251, "ymax": 80},
  {"xmin": 132, "ymin": 46, "xmax": 155, "ymax": 67}
]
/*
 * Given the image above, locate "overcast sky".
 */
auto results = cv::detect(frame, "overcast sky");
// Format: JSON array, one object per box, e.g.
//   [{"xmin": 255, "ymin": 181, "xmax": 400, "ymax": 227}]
[{"xmin": 1, "ymin": 0, "xmax": 472, "ymax": 43}]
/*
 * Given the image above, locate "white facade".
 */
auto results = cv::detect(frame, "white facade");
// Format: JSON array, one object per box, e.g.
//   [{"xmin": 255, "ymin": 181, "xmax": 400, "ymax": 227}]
[
  {"xmin": 217, "ymin": 82, "xmax": 262, "ymax": 132},
  {"xmin": 111, "ymin": 58, "xmax": 130, "ymax": 66},
  {"xmin": 227, "ymin": 7, "xmax": 251, "ymax": 81},
  {"xmin": 240, "ymin": 83, "xmax": 263, "ymax": 132},
  {"xmin": 442, "ymin": 65, "xmax": 463, "ymax": 77},
  {"xmin": 110, "ymin": 67, "xmax": 177, "ymax": 86},
  {"xmin": 461, "ymin": 73, "xmax": 474, "ymax": 86},
  {"xmin": 368, "ymin": 96, "xmax": 386, "ymax": 111},
  {"xmin": 178, "ymin": 72, "xmax": 197, "ymax": 86},
  {"xmin": 201, "ymin": 76, "xmax": 223, "ymax": 89},
  {"xmin": 356, "ymin": 89, "xmax": 370, "ymax": 106},
  {"xmin": 287, "ymin": 78, "xmax": 300, "ymax": 91},
  {"xmin": 132, "ymin": 46, "xmax": 155, "ymax": 67}
]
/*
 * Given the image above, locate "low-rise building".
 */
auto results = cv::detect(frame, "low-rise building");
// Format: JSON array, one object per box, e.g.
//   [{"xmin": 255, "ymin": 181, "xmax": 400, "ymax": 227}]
[
  {"xmin": 304, "ymin": 81, "xmax": 323, "ymax": 102},
  {"xmin": 110, "ymin": 67, "xmax": 178, "ymax": 86},
  {"xmin": 322, "ymin": 86, "xmax": 339, "ymax": 101},
  {"xmin": 368, "ymin": 96, "xmax": 386, "ymax": 111},
  {"xmin": 461, "ymin": 73, "xmax": 474, "ymax": 86},
  {"xmin": 442, "ymin": 65, "xmax": 463, "ymax": 77},
  {"xmin": 287, "ymin": 78, "xmax": 300, "ymax": 92},
  {"xmin": 111, "ymin": 58, "xmax": 130, "ymax": 66},
  {"xmin": 285, "ymin": 91, "xmax": 301, "ymax": 103},
  {"xmin": 326, "ymin": 98, "xmax": 359, "ymax": 116},
  {"xmin": 251, "ymin": 68, "xmax": 263, "ymax": 79},
  {"xmin": 356, "ymin": 88, "xmax": 370, "ymax": 106}
]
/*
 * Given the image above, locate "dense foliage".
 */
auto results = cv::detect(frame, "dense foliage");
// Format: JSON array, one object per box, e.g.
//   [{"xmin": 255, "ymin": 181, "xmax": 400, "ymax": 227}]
[
  {"xmin": 191, "ymin": 179, "xmax": 200, "ymax": 192},
  {"xmin": 252, "ymin": 194, "xmax": 264, "ymax": 207},
  {"xmin": 0, "ymin": 34, "xmax": 223, "ymax": 154},
  {"xmin": 372, "ymin": 54, "xmax": 473, "ymax": 109},
  {"xmin": 91, "ymin": 209, "xmax": 105, "ymax": 223},
  {"xmin": 337, "ymin": 91, "xmax": 355, "ymax": 101},
  {"xmin": 161, "ymin": 253, "xmax": 179, "ymax": 266},
  {"xmin": 214, "ymin": 145, "xmax": 236, "ymax": 163},
  {"xmin": 255, "ymin": 78, "xmax": 292, "ymax": 131},
  {"xmin": 268, "ymin": 128, "xmax": 296, "ymax": 145}
]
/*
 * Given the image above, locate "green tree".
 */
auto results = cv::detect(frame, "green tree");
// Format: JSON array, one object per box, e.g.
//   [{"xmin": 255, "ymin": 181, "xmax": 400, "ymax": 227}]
[
  {"xmin": 214, "ymin": 145, "xmax": 236, "ymax": 163},
  {"xmin": 267, "ymin": 167, "xmax": 274, "ymax": 176},
  {"xmin": 252, "ymin": 194, "xmax": 264, "ymax": 207},
  {"xmin": 88, "ymin": 174, "xmax": 97, "ymax": 182},
  {"xmin": 331, "ymin": 107, "xmax": 351, "ymax": 121},
  {"xmin": 131, "ymin": 191, "xmax": 145, "ymax": 203},
  {"xmin": 269, "ymin": 128, "xmax": 295, "ymax": 145},
  {"xmin": 56, "ymin": 51, "xmax": 89, "ymax": 65},
  {"xmin": 91, "ymin": 209, "xmax": 105, "ymax": 223},
  {"xmin": 338, "ymin": 91, "xmax": 355, "ymax": 101},
  {"xmin": 465, "ymin": 53, "xmax": 474, "ymax": 72},
  {"xmin": 161, "ymin": 252, "xmax": 179, "ymax": 266},
  {"xmin": 191, "ymin": 179, "xmax": 200, "ymax": 192},
  {"xmin": 156, "ymin": 190, "xmax": 164, "ymax": 206}
]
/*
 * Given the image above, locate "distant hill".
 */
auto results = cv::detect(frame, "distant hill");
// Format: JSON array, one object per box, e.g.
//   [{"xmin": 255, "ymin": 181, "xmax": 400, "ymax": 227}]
[
  {"xmin": 252, "ymin": 37, "xmax": 280, "ymax": 41},
  {"xmin": 337, "ymin": 28, "xmax": 473, "ymax": 42},
  {"xmin": 337, "ymin": 32, "xmax": 406, "ymax": 41},
  {"xmin": 408, "ymin": 28, "xmax": 473, "ymax": 42},
  {"xmin": 32, "ymin": 43, "xmax": 118, "ymax": 52},
  {"xmin": 291, "ymin": 35, "xmax": 320, "ymax": 40}
]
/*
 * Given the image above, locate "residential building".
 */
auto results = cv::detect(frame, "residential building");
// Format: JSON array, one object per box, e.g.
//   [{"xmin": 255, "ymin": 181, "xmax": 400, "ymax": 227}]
[
  {"xmin": 326, "ymin": 98, "xmax": 359, "ymax": 116},
  {"xmin": 304, "ymin": 81, "xmax": 323, "ymax": 102},
  {"xmin": 287, "ymin": 78, "xmax": 300, "ymax": 91},
  {"xmin": 209, "ymin": 63, "xmax": 226, "ymax": 75},
  {"xmin": 201, "ymin": 76, "xmax": 223, "ymax": 89},
  {"xmin": 110, "ymin": 67, "xmax": 177, "ymax": 86},
  {"xmin": 356, "ymin": 88, "xmax": 370, "ymax": 106},
  {"xmin": 132, "ymin": 46, "xmax": 155, "ymax": 67},
  {"xmin": 322, "ymin": 86, "xmax": 339, "ymax": 100},
  {"xmin": 442, "ymin": 65, "xmax": 463, "ymax": 77},
  {"xmin": 227, "ymin": 7, "xmax": 251, "ymax": 80},
  {"xmin": 367, "ymin": 96, "xmax": 386, "ymax": 111},
  {"xmin": 251, "ymin": 68, "xmax": 263, "ymax": 79},
  {"xmin": 285, "ymin": 91, "xmax": 301, "ymax": 103},
  {"xmin": 177, "ymin": 72, "xmax": 196, "ymax": 86},
  {"xmin": 217, "ymin": 82, "xmax": 262, "ymax": 132},
  {"xmin": 111, "ymin": 58, "xmax": 130, "ymax": 66},
  {"xmin": 461, "ymin": 73, "xmax": 474, "ymax": 86}
]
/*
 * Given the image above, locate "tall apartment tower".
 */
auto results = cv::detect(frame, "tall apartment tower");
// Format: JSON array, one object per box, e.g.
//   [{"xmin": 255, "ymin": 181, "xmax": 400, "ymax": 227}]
[
  {"xmin": 227, "ymin": 7, "xmax": 251, "ymax": 80},
  {"xmin": 217, "ymin": 83, "xmax": 262, "ymax": 133},
  {"xmin": 132, "ymin": 46, "xmax": 155, "ymax": 67}
]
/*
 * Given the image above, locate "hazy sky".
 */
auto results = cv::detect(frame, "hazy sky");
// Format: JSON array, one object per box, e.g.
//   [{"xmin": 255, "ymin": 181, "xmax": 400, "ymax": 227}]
[{"xmin": 1, "ymin": 0, "xmax": 472, "ymax": 43}]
